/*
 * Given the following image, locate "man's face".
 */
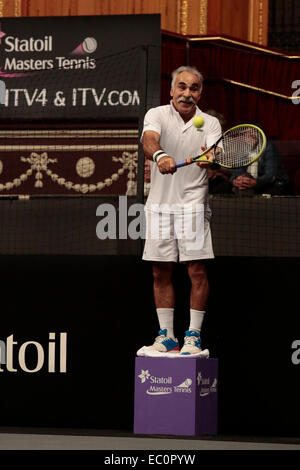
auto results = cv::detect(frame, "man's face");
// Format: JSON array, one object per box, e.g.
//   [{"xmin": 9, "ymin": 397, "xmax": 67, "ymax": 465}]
[{"xmin": 170, "ymin": 71, "xmax": 202, "ymax": 121}]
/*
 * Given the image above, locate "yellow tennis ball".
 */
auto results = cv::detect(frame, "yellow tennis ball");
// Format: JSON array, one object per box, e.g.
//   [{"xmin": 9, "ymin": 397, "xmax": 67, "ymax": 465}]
[{"xmin": 193, "ymin": 116, "xmax": 205, "ymax": 129}]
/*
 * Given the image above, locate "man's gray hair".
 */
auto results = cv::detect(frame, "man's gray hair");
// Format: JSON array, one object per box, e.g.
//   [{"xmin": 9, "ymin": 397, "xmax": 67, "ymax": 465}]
[{"xmin": 171, "ymin": 66, "xmax": 204, "ymax": 92}]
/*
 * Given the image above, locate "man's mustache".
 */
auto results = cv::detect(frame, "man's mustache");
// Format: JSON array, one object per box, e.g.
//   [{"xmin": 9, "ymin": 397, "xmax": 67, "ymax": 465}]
[{"xmin": 177, "ymin": 96, "xmax": 196, "ymax": 104}]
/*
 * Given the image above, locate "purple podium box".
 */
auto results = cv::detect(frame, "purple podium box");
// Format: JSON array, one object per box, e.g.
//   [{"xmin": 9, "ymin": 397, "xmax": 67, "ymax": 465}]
[{"xmin": 134, "ymin": 357, "xmax": 218, "ymax": 436}]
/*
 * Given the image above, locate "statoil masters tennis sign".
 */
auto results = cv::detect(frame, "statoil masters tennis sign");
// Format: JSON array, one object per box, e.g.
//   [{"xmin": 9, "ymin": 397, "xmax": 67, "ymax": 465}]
[{"xmin": 0, "ymin": 15, "xmax": 160, "ymax": 120}]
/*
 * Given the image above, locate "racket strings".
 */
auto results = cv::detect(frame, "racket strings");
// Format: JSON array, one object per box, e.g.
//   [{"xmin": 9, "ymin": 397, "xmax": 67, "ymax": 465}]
[{"xmin": 221, "ymin": 127, "xmax": 264, "ymax": 167}]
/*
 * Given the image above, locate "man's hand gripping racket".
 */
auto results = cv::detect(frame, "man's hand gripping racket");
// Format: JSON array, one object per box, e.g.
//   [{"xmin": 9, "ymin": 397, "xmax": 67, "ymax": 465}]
[{"xmin": 175, "ymin": 124, "xmax": 267, "ymax": 169}]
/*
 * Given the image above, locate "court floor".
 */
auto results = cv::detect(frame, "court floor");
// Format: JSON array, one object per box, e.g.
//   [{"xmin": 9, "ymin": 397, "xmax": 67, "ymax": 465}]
[{"xmin": 0, "ymin": 428, "xmax": 299, "ymax": 450}]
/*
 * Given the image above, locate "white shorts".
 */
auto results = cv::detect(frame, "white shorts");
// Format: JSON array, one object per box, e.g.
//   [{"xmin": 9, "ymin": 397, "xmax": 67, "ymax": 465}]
[{"xmin": 142, "ymin": 206, "xmax": 214, "ymax": 263}]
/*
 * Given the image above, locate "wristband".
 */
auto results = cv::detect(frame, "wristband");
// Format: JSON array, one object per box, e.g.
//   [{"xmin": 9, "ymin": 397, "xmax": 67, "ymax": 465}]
[{"xmin": 153, "ymin": 150, "xmax": 168, "ymax": 163}]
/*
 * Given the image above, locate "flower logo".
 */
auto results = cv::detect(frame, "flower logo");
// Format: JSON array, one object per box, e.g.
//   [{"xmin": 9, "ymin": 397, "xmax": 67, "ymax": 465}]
[{"xmin": 138, "ymin": 369, "xmax": 150, "ymax": 383}]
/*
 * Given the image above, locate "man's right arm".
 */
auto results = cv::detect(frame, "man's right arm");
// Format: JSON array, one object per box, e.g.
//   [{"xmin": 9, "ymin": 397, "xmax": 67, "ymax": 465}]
[
  {"xmin": 142, "ymin": 130, "xmax": 161, "ymax": 161},
  {"xmin": 142, "ymin": 130, "xmax": 176, "ymax": 174}
]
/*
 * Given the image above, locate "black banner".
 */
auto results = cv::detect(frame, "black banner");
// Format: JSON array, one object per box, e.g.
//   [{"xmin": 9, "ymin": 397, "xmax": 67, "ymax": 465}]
[{"xmin": 0, "ymin": 15, "xmax": 161, "ymax": 121}]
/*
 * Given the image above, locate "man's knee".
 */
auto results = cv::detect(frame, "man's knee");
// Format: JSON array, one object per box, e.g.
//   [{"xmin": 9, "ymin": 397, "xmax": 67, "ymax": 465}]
[
  {"xmin": 152, "ymin": 262, "xmax": 173, "ymax": 284},
  {"xmin": 187, "ymin": 262, "xmax": 207, "ymax": 284}
]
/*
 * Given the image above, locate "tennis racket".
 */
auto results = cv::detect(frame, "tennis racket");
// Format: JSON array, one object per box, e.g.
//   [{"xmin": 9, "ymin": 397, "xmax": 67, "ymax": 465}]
[{"xmin": 175, "ymin": 124, "xmax": 267, "ymax": 169}]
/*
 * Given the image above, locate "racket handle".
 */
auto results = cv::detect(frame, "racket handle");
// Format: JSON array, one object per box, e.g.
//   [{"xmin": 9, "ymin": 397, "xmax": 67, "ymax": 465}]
[
  {"xmin": 175, "ymin": 158, "xmax": 193, "ymax": 168},
  {"xmin": 175, "ymin": 156, "xmax": 208, "ymax": 168}
]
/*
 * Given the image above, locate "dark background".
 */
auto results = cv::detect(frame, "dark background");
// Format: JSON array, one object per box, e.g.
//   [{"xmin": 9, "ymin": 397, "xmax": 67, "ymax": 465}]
[{"xmin": 0, "ymin": 254, "xmax": 299, "ymax": 436}]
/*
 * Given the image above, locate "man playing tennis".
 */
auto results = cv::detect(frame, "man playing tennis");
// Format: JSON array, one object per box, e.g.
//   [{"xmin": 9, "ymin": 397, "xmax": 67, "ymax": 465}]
[{"xmin": 139, "ymin": 65, "xmax": 222, "ymax": 356}]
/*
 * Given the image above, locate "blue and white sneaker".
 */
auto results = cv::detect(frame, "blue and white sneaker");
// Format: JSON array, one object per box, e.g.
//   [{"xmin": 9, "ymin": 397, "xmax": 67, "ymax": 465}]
[
  {"xmin": 149, "ymin": 329, "xmax": 180, "ymax": 353},
  {"xmin": 180, "ymin": 330, "xmax": 202, "ymax": 356}
]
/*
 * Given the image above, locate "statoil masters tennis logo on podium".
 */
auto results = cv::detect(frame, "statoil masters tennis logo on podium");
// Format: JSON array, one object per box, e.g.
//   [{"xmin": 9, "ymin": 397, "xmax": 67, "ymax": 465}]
[
  {"xmin": 138, "ymin": 369, "xmax": 193, "ymax": 395},
  {"xmin": 0, "ymin": 332, "xmax": 67, "ymax": 373}
]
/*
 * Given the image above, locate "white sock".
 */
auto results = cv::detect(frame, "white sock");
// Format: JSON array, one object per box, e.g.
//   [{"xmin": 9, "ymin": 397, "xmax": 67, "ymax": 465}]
[
  {"xmin": 156, "ymin": 308, "xmax": 175, "ymax": 339},
  {"xmin": 189, "ymin": 309, "xmax": 205, "ymax": 333}
]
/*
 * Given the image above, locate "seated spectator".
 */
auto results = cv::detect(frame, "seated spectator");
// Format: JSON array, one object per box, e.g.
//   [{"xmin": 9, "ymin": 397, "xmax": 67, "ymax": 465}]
[{"xmin": 231, "ymin": 140, "xmax": 289, "ymax": 196}]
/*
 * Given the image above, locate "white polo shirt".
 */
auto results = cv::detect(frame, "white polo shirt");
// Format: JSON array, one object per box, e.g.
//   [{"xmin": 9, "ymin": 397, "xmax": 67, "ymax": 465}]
[{"xmin": 142, "ymin": 102, "xmax": 222, "ymax": 210}]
